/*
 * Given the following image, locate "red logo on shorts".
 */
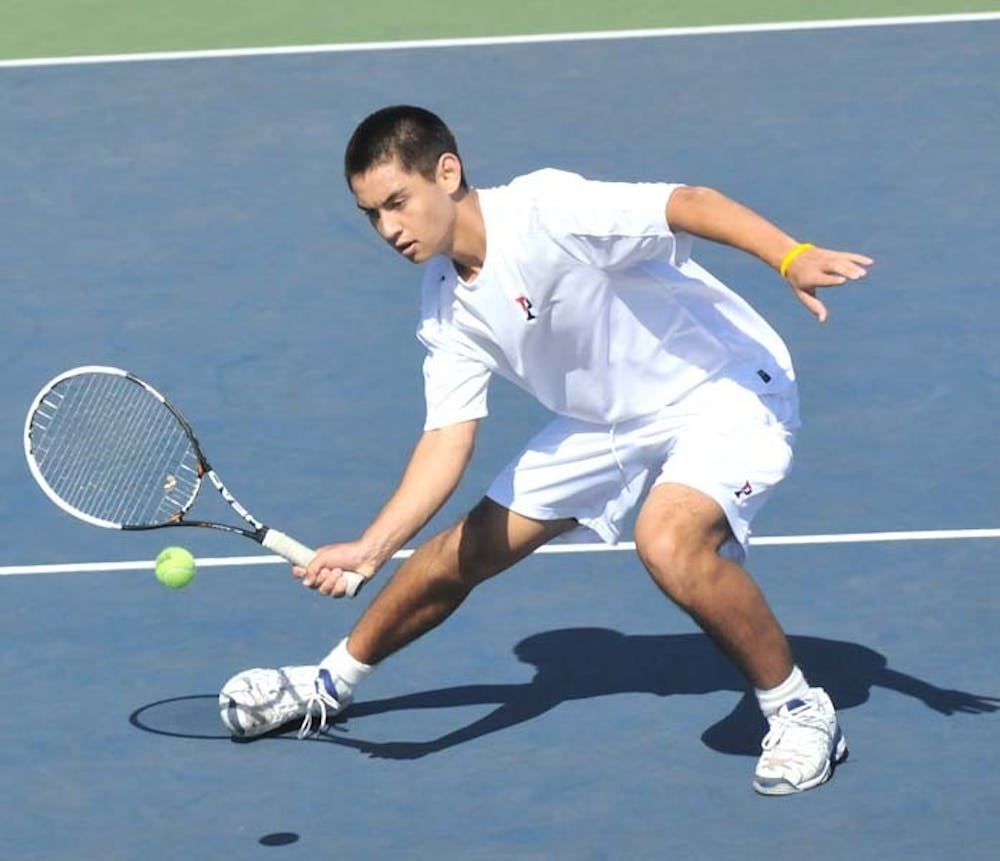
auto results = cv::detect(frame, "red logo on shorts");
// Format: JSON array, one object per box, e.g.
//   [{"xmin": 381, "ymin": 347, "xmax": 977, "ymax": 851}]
[{"xmin": 735, "ymin": 481, "xmax": 753, "ymax": 499}]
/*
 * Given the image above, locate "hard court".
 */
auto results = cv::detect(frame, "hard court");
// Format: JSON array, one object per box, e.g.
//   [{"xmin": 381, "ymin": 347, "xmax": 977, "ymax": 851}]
[{"xmin": 1, "ymin": 9, "xmax": 998, "ymax": 860}]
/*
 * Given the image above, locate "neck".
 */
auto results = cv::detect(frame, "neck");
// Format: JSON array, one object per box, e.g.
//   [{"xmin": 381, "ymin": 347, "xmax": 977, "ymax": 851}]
[{"xmin": 449, "ymin": 188, "xmax": 486, "ymax": 280}]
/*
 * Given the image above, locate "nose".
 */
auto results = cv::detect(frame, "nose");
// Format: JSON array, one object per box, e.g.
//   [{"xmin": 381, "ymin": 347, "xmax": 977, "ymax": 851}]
[{"xmin": 377, "ymin": 211, "xmax": 401, "ymax": 243}]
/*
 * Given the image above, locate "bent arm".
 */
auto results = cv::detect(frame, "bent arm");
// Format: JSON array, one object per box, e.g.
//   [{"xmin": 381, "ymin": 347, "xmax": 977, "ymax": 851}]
[
  {"xmin": 665, "ymin": 185, "xmax": 872, "ymax": 322},
  {"xmin": 666, "ymin": 185, "xmax": 799, "ymax": 271}
]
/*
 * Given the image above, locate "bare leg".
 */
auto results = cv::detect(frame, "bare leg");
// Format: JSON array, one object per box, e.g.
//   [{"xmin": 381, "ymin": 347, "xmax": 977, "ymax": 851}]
[
  {"xmin": 347, "ymin": 498, "xmax": 576, "ymax": 665},
  {"xmin": 634, "ymin": 483, "xmax": 792, "ymax": 689}
]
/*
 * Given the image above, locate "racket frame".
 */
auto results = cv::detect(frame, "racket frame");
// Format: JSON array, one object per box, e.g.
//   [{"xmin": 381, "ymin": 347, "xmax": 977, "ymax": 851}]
[
  {"xmin": 24, "ymin": 366, "xmax": 360, "ymax": 592},
  {"xmin": 24, "ymin": 366, "xmax": 253, "ymax": 531}
]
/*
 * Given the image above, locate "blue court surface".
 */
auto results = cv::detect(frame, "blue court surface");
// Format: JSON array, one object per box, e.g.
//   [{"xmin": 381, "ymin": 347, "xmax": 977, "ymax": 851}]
[{"xmin": 2, "ymin": 18, "xmax": 999, "ymax": 860}]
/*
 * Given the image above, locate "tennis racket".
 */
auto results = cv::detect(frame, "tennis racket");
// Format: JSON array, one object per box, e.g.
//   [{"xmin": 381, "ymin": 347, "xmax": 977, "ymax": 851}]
[{"xmin": 23, "ymin": 365, "xmax": 364, "ymax": 596}]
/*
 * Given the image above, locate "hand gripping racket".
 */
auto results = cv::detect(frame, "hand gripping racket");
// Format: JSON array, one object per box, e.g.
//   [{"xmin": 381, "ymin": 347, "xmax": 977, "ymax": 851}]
[{"xmin": 23, "ymin": 366, "xmax": 365, "ymax": 596}]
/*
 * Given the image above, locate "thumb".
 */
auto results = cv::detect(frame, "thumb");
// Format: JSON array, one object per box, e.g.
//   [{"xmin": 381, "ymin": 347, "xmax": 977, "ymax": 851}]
[{"xmin": 797, "ymin": 287, "xmax": 828, "ymax": 323}]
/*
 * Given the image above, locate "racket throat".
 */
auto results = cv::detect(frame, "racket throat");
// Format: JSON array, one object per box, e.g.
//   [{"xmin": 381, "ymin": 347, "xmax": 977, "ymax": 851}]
[{"xmin": 204, "ymin": 468, "xmax": 265, "ymax": 532}]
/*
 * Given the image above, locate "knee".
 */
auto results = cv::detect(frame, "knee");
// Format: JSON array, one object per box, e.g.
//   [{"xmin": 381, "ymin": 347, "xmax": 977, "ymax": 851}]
[
  {"xmin": 634, "ymin": 521, "xmax": 715, "ymax": 606},
  {"xmin": 424, "ymin": 500, "xmax": 503, "ymax": 590},
  {"xmin": 455, "ymin": 498, "xmax": 510, "ymax": 581}
]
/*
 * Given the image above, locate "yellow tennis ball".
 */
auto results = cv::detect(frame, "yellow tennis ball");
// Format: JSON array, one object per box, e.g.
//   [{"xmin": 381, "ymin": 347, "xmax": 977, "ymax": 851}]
[{"xmin": 155, "ymin": 546, "xmax": 196, "ymax": 589}]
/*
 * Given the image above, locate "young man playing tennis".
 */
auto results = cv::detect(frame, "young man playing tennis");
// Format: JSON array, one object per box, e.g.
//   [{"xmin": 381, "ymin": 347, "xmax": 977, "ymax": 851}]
[{"xmin": 220, "ymin": 105, "xmax": 872, "ymax": 795}]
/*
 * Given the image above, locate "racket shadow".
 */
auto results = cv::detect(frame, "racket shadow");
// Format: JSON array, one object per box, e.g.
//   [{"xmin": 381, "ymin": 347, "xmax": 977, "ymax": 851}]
[
  {"xmin": 129, "ymin": 694, "xmax": 353, "ymax": 741},
  {"xmin": 130, "ymin": 695, "xmax": 232, "ymax": 740},
  {"xmin": 128, "ymin": 630, "xmax": 999, "ymax": 754}
]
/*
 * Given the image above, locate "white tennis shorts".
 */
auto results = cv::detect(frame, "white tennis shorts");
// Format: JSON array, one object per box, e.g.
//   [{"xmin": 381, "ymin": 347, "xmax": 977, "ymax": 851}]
[{"xmin": 486, "ymin": 376, "xmax": 799, "ymax": 561}]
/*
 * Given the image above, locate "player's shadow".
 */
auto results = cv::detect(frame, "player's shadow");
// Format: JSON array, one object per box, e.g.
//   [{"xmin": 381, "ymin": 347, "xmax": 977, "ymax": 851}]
[
  {"xmin": 129, "ymin": 629, "xmax": 998, "ymax": 754},
  {"xmin": 316, "ymin": 629, "xmax": 999, "ymax": 759}
]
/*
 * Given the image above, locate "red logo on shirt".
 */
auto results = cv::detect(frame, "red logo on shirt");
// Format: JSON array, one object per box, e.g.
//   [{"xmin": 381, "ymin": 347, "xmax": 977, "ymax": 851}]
[
  {"xmin": 735, "ymin": 480, "xmax": 753, "ymax": 499},
  {"xmin": 515, "ymin": 295, "xmax": 537, "ymax": 321}
]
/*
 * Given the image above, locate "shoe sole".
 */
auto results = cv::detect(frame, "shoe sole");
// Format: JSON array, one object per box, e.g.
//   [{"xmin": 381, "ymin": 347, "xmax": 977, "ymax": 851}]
[{"xmin": 752, "ymin": 729, "xmax": 849, "ymax": 796}]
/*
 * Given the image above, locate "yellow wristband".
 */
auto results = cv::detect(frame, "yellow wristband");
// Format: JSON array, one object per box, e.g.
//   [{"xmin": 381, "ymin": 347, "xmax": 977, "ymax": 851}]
[{"xmin": 779, "ymin": 242, "xmax": 814, "ymax": 278}]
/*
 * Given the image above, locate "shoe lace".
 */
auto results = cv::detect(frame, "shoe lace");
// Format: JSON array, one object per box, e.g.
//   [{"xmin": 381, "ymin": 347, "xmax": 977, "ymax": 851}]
[
  {"xmin": 297, "ymin": 682, "xmax": 341, "ymax": 739},
  {"xmin": 760, "ymin": 706, "xmax": 831, "ymax": 765}
]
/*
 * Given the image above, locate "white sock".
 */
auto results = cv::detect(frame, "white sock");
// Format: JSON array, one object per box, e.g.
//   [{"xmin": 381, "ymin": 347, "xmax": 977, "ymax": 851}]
[
  {"xmin": 318, "ymin": 638, "xmax": 374, "ymax": 702},
  {"xmin": 755, "ymin": 665, "xmax": 810, "ymax": 718}
]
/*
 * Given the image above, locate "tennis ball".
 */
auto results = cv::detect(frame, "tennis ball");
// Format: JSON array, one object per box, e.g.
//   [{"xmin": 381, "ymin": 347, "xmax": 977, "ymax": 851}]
[{"xmin": 155, "ymin": 546, "xmax": 196, "ymax": 589}]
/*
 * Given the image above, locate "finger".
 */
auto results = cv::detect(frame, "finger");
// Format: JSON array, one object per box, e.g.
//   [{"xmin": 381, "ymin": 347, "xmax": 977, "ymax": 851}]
[
  {"xmin": 822, "ymin": 252, "xmax": 871, "ymax": 281},
  {"xmin": 817, "ymin": 249, "xmax": 873, "ymax": 268},
  {"xmin": 318, "ymin": 569, "xmax": 349, "ymax": 598},
  {"xmin": 797, "ymin": 289, "xmax": 828, "ymax": 322},
  {"xmin": 305, "ymin": 556, "xmax": 324, "ymax": 581},
  {"xmin": 292, "ymin": 565, "xmax": 307, "ymax": 580},
  {"xmin": 830, "ymin": 261, "xmax": 868, "ymax": 281},
  {"xmin": 331, "ymin": 570, "xmax": 353, "ymax": 598},
  {"xmin": 806, "ymin": 271, "xmax": 849, "ymax": 287},
  {"xmin": 302, "ymin": 565, "xmax": 332, "ymax": 589}
]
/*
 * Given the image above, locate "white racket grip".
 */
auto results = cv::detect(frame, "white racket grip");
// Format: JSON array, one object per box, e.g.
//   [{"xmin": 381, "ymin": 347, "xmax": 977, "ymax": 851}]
[{"xmin": 261, "ymin": 529, "xmax": 365, "ymax": 597}]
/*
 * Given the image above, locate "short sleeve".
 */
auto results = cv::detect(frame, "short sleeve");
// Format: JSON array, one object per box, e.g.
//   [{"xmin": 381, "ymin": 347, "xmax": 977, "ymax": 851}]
[
  {"xmin": 415, "ymin": 259, "xmax": 492, "ymax": 431},
  {"xmin": 420, "ymin": 346, "xmax": 491, "ymax": 431},
  {"xmin": 521, "ymin": 170, "xmax": 689, "ymax": 269}
]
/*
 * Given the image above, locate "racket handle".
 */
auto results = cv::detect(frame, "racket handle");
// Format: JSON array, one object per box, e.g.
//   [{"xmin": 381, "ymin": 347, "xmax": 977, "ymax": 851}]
[{"xmin": 261, "ymin": 528, "xmax": 365, "ymax": 597}]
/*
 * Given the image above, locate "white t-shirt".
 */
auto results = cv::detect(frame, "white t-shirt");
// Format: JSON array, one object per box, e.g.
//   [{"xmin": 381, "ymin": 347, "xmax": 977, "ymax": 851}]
[{"xmin": 417, "ymin": 169, "xmax": 795, "ymax": 431}]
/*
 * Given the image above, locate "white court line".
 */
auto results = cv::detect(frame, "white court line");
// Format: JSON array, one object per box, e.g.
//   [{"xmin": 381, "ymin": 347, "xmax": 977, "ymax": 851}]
[
  {"xmin": 1, "ymin": 528, "xmax": 997, "ymax": 577},
  {"xmin": 1, "ymin": 13, "xmax": 999, "ymax": 69},
  {"xmin": 2, "ymin": 14, "xmax": 996, "ymax": 571},
  {"xmin": 2, "ymin": 12, "xmax": 996, "ymax": 574}
]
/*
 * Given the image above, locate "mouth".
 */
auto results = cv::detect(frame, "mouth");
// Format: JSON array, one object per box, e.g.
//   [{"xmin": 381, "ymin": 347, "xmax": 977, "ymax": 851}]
[{"xmin": 395, "ymin": 240, "xmax": 417, "ymax": 258}]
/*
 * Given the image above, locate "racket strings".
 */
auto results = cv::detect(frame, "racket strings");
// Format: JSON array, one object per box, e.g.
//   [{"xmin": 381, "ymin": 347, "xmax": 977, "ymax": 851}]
[{"xmin": 28, "ymin": 372, "xmax": 200, "ymax": 526}]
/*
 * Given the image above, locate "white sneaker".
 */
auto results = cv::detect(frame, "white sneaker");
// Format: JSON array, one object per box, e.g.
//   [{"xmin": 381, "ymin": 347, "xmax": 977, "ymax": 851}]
[
  {"xmin": 219, "ymin": 665, "xmax": 350, "ymax": 739},
  {"xmin": 753, "ymin": 687, "xmax": 848, "ymax": 795}
]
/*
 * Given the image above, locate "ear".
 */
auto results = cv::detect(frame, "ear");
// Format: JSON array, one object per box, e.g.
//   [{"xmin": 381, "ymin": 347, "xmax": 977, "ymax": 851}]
[{"xmin": 436, "ymin": 153, "xmax": 464, "ymax": 193}]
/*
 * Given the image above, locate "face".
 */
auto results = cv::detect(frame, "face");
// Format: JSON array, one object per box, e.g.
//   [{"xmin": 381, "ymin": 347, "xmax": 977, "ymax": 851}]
[{"xmin": 350, "ymin": 155, "xmax": 462, "ymax": 264}]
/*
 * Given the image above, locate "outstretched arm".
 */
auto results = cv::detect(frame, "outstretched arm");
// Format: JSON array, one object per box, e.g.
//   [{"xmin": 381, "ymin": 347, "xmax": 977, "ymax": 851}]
[
  {"xmin": 665, "ymin": 185, "xmax": 873, "ymax": 322},
  {"xmin": 296, "ymin": 419, "xmax": 478, "ymax": 596},
  {"xmin": 875, "ymin": 667, "xmax": 1000, "ymax": 715}
]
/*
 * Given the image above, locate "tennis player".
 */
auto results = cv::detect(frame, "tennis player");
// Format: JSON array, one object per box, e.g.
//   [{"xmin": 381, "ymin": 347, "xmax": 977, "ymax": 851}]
[{"xmin": 220, "ymin": 105, "xmax": 872, "ymax": 795}]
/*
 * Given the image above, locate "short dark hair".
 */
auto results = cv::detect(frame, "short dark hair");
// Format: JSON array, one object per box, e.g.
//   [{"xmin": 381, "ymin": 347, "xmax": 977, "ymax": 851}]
[{"xmin": 344, "ymin": 105, "xmax": 467, "ymax": 189}]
